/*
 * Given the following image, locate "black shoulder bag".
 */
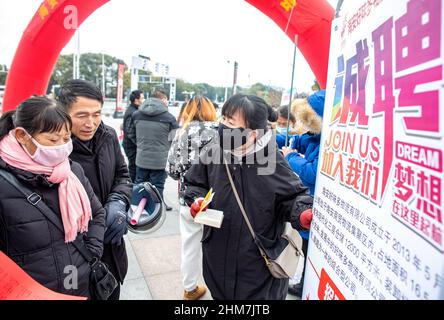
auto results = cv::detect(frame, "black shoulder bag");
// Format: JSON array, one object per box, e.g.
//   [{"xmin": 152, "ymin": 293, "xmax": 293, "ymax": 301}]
[{"xmin": 0, "ymin": 169, "xmax": 117, "ymax": 300}]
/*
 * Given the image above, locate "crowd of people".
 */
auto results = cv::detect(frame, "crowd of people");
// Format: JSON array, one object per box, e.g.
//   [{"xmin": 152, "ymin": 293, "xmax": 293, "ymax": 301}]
[{"xmin": 0, "ymin": 79, "xmax": 326, "ymax": 300}]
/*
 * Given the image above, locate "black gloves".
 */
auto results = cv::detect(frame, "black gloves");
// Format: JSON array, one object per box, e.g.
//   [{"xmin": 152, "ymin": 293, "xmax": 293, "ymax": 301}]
[{"xmin": 104, "ymin": 194, "xmax": 128, "ymax": 246}]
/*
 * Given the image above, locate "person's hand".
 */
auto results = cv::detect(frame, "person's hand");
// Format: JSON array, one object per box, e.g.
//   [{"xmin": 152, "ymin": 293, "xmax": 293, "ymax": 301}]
[
  {"xmin": 190, "ymin": 197, "xmax": 207, "ymax": 218},
  {"xmin": 282, "ymin": 147, "xmax": 297, "ymax": 158},
  {"xmin": 104, "ymin": 199, "xmax": 128, "ymax": 245},
  {"xmin": 300, "ymin": 209, "xmax": 313, "ymax": 230}
]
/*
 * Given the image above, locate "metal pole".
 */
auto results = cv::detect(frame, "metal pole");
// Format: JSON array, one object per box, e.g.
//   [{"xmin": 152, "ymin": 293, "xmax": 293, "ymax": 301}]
[
  {"xmin": 72, "ymin": 53, "xmax": 76, "ymax": 79},
  {"xmin": 75, "ymin": 30, "xmax": 80, "ymax": 79},
  {"xmin": 72, "ymin": 30, "xmax": 77, "ymax": 79},
  {"xmin": 102, "ymin": 53, "xmax": 105, "ymax": 96},
  {"xmin": 224, "ymin": 60, "xmax": 230, "ymax": 102},
  {"xmin": 285, "ymin": 35, "xmax": 299, "ymax": 147},
  {"xmin": 232, "ymin": 61, "xmax": 238, "ymax": 95},
  {"xmin": 335, "ymin": 0, "xmax": 345, "ymax": 18}
]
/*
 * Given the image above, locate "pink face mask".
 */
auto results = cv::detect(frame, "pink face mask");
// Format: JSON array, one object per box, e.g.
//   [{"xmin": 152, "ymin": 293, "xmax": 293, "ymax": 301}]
[{"xmin": 20, "ymin": 129, "xmax": 73, "ymax": 167}]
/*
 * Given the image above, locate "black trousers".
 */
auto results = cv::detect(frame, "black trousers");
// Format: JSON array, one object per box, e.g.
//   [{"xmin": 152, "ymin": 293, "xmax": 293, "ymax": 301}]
[
  {"xmin": 135, "ymin": 167, "xmax": 168, "ymax": 198},
  {"xmin": 123, "ymin": 145, "xmax": 136, "ymax": 182},
  {"xmin": 300, "ymin": 237, "xmax": 309, "ymax": 284},
  {"xmin": 101, "ymin": 242, "xmax": 128, "ymax": 300}
]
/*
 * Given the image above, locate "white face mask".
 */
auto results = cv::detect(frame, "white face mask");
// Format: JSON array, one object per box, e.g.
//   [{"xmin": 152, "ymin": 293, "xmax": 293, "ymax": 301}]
[
  {"xmin": 276, "ymin": 126, "xmax": 288, "ymax": 135},
  {"xmin": 20, "ymin": 129, "xmax": 73, "ymax": 167}
]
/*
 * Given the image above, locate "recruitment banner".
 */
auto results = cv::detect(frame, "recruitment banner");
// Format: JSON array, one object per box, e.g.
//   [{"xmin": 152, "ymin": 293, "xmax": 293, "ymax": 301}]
[
  {"xmin": 116, "ymin": 63, "xmax": 125, "ymax": 112},
  {"xmin": 303, "ymin": 0, "xmax": 444, "ymax": 300},
  {"xmin": 0, "ymin": 251, "xmax": 86, "ymax": 300}
]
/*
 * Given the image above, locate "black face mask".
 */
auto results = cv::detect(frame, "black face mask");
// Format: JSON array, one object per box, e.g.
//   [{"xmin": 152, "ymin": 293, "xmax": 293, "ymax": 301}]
[{"xmin": 218, "ymin": 123, "xmax": 249, "ymax": 150}]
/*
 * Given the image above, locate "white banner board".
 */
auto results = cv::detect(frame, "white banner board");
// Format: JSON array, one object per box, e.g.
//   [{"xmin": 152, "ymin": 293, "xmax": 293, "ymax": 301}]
[{"xmin": 303, "ymin": 0, "xmax": 444, "ymax": 300}]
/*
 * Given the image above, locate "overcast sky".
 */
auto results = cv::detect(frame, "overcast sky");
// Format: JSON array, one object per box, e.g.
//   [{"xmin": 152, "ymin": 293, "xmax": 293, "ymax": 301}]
[{"xmin": 0, "ymin": 0, "xmax": 338, "ymax": 92}]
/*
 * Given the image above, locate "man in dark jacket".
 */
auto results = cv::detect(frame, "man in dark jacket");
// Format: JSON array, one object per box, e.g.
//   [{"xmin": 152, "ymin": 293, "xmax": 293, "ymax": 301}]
[
  {"xmin": 58, "ymin": 79, "xmax": 132, "ymax": 300},
  {"xmin": 122, "ymin": 90, "xmax": 144, "ymax": 182},
  {"xmin": 127, "ymin": 88, "xmax": 178, "ymax": 210}
]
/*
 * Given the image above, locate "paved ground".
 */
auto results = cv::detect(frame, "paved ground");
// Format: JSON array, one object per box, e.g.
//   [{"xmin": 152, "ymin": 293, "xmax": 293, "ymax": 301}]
[
  {"xmin": 103, "ymin": 113, "xmax": 303, "ymax": 300},
  {"xmin": 119, "ymin": 177, "xmax": 303, "ymax": 300},
  {"xmin": 119, "ymin": 177, "xmax": 212, "ymax": 300}
]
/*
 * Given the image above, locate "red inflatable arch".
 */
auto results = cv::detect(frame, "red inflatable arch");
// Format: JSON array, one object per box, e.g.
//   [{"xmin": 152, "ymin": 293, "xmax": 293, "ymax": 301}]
[{"xmin": 2, "ymin": 0, "xmax": 334, "ymax": 112}]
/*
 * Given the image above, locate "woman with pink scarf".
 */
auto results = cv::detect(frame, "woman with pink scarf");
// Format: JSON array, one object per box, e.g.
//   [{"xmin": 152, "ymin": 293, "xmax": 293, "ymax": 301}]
[{"xmin": 0, "ymin": 96, "xmax": 106, "ymax": 299}]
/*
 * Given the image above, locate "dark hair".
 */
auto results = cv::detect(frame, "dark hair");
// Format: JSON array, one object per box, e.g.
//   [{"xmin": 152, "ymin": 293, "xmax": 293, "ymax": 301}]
[
  {"xmin": 268, "ymin": 105, "xmax": 278, "ymax": 123},
  {"xmin": 0, "ymin": 96, "xmax": 72, "ymax": 140},
  {"xmin": 222, "ymin": 94, "xmax": 276, "ymax": 130},
  {"xmin": 130, "ymin": 90, "xmax": 144, "ymax": 103},
  {"xmin": 152, "ymin": 88, "xmax": 167, "ymax": 100},
  {"xmin": 58, "ymin": 79, "xmax": 104, "ymax": 109},
  {"xmin": 278, "ymin": 105, "xmax": 296, "ymax": 123}
]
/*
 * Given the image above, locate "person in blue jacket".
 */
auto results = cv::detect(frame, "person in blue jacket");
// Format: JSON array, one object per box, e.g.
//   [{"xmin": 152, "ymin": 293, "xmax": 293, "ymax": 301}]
[
  {"xmin": 282, "ymin": 89, "xmax": 325, "ymax": 297},
  {"xmin": 275, "ymin": 105, "xmax": 298, "ymax": 149},
  {"xmin": 282, "ymin": 90, "xmax": 325, "ymax": 194}
]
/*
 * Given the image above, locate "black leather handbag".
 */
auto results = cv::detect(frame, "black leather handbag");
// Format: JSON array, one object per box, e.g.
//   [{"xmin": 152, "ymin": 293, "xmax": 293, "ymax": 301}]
[
  {"xmin": 0, "ymin": 169, "xmax": 117, "ymax": 300},
  {"xmin": 88, "ymin": 259, "xmax": 118, "ymax": 300},
  {"xmin": 74, "ymin": 240, "xmax": 118, "ymax": 300}
]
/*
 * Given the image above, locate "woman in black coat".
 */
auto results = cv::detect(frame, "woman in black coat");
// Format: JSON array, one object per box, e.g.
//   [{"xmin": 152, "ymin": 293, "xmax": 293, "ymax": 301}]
[
  {"xmin": 0, "ymin": 97, "xmax": 105, "ymax": 299},
  {"xmin": 184, "ymin": 94, "xmax": 314, "ymax": 300}
]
